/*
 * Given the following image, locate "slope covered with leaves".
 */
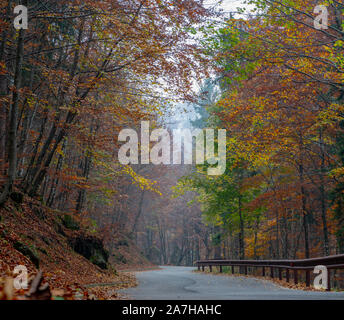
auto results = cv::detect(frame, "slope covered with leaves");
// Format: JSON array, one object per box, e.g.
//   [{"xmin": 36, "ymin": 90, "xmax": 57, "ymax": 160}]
[{"xmin": 0, "ymin": 194, "xmax": 152, "ymax": 299}]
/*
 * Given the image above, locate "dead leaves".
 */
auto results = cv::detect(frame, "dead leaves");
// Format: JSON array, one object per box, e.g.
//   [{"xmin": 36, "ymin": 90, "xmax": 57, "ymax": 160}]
[
  {"xmin": 0, "ymin": 195, "xmax": 141, "ymax": 300},
  {"xmin": 0, "ymin": 271, "xmax": 50, "ymax": 300}
]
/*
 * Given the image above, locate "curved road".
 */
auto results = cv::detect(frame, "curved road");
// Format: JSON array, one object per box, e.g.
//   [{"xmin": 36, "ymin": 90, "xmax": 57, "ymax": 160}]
[{"xmin": 120, "ymin": 266, "xmax": 344, "ymax": 300}]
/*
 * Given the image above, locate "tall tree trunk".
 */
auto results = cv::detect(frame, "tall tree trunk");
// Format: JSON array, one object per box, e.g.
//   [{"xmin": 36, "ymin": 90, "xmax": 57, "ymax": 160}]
[
  {"xmin": 26, "ymin": 22, "xmax": 85, "ymax": 196},
  {"xmin": 0, "ymin": 1, "xmax": 12, "ymax": 177},
  {"xmin": 0, "ymin": 21, "xmax": 25, "ymax": 205},
  {"xmin": 21, "ymin": 114, "xmax": 47, "ymax": 188},
  {"xmin": 274, "ymin": 208, "xmax": 280, "ymax": 259},
  {"xmin": 319, "ymin": 128, "xmax": 330, "ymax": 256},
  {"xmin": 253, "ymin": 215, "xmax": 260, "ymax": 260},
  {"xmin": 47, "ymin": 139, "xmax": 66, "ymax": 207},
  {"xmin": 282, "ymin": 209, "xmax": 289, "ymax": 259},
  {"xmin": 299, "ymin": 135, "xmax": 310, "ymax": 259},
  {"xmin": 238, "ymin": 193, "xmax": 245, "ymax": 260},
  {"xmin": 76, "ymin": 123, "xmax": 95, "ymax": 213},
  {"xmin": 213, "ymin": 226, "xmax": 222, "ymax": 259},
  {"xmin": 133, "ymin": 190, "xmax": 145, "ymax": 242},
  {"xmin": 75, "ymin": 153, "xmax": 91, "ymax": 213},
  {"xmin": 300, "ymin": 163, "xmax": 310, "ymax": 259}
]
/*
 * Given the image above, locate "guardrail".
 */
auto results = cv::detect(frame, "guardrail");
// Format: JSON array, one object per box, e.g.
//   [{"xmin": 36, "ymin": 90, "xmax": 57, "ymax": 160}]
[{"xmin": 195, "ymin": 254, "xmax": 344, "ymax": 291}]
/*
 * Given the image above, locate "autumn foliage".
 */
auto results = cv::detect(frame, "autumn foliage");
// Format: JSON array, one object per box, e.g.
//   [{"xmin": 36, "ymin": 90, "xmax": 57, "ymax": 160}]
[{"xmin": 176, "ymin": 0, "xmax": 344, "ymax": 261}]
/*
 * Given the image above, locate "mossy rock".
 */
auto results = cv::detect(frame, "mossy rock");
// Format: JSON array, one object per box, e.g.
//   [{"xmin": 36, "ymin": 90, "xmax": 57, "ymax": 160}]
[
  {"xmin": 10, "ymin": 192, "xmax": 24, "ymax": 204},
  {"xmin": 13, "ymin": 241, "xmax": 40, "ymax": 268},
  {"xmin": 68, "ymin": 235, "xmax": 109, "ymax": 269},
  {"xmin": 61, "ymin": 215, "xmax": 80, "ymax": 230},
  {"xmin": 90, "ymin": 251, "xmax": 108, "ymax": 270}
]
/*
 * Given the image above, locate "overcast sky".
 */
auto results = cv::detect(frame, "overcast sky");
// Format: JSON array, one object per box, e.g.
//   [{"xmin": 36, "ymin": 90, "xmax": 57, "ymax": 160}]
[
  {"xmin": 206, "ymin": 0, "xmax": 246, "ymax": 10},
  {"xmin": 204, "ymin": 0, "xmax": 255, "ymax": 16}
]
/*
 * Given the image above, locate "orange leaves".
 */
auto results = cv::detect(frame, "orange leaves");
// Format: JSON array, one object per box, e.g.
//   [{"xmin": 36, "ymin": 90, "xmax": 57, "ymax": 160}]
[
  {"xmin": 201, "ymin": 0, "xmax": 344, "ymax": 259},
  {"xmin": 0, "ymin": 61, "xmax": 6, "ymax": 75}
]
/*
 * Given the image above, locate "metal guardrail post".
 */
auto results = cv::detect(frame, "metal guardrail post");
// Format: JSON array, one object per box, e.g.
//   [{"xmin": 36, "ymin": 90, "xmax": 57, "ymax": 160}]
[
  {"xmin": 305, "ymin": 270, "xmax": 310, "ymax": 287},
  {"xmin": 294, "ymin": 270, "xmax": 298, "ymax": 285}
]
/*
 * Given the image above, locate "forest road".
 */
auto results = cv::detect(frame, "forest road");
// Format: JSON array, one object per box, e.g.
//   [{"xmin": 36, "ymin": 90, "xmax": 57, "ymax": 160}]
[{"xmin": 119, "ymin": 266, "xmax": 344, "ymax": 300}]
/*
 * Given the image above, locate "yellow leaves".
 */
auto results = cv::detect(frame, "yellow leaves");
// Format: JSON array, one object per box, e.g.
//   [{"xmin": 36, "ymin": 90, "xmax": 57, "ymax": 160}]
[
  {"xmin": 74, "ymin": 183, "xmax": 91, "ymax": 190},
  {"xmin": 56, "ymin": 144, "xmax": 65, "ymax": 157},
  {"xmin": 330, "ymin": 167, "xmax": 344, "ymax": 180},
  {"xmin": 0, "ymin": 61, "xmax": 7, "ymax": 75},
  {"xmin": 121, "ymin": 166, "xmax": 161, "ymax": 195},
  {"xmin": 316, "ymin": 103, "xmax": 344, "ymax": 127}
]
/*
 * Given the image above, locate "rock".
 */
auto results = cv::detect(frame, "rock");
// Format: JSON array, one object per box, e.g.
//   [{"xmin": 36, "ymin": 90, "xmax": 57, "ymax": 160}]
[
  {"xmin": 13, "ymin": 241, "xmax": 40, "ymax": 268},
  {"xmin": 68, "ymin": 235, "xmax": 109, "ymax": 269},
  {"xmin": 90, "ymin": 251, "xmax": 108, "ymax": 270},
  {"xmin": 10, "ymin": 192, "xmax": 24, "ymax": 204},
  {"xmin": 61, "ymin": 214, "xmax": 80, "ymax": 230}
]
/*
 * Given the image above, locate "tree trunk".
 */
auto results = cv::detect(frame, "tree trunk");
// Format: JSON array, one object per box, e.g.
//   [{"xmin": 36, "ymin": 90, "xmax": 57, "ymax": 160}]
[
  {"xmin": 274, "ymin": 208, "xmax": 280, "ymax": 259},
  {"xmin": 238, "ymin": 194, "xmax": 245, "ymax": 260},
  {"xmin": 133, "ymin": 190, "xmax": 145, "ymax": 242},
  {"xmin": 300, "ymin": 164, "xmax": 310, "ymax": 259},
  {"xmin": 281, "ymin": 209, "xmax": 289, "ymax": 259},
  {"xmin": 47, "ymin": 139, "xmax": 66, "ymax": 207},
  {"xmin": 319, "ymin": 129, "xmax": 330, "ymax": 256},
  {"xmin": 75, "ymin": 153, "xmax": 92, "ymax": 213},
  {"xmin": 299, "ymin": 134, "xmax": 310, "ymax": 259},
  {"xmin": 0, "ymin": 22, "xmax": 25, "ymax": 205},
  {"xmin": 0, "ymin": 1, "xmax": 12, "ymax": 177}
]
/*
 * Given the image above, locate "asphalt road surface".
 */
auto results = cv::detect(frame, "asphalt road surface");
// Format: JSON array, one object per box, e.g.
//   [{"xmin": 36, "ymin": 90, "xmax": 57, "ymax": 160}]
[{"xmin": 120, "ymin": 266, "xmax": 344, "ymax": 300}]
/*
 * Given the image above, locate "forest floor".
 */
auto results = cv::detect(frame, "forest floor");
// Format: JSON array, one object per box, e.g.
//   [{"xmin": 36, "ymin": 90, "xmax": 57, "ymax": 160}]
[{"xmin": 0, "ymin": 194, "xmax": 152, "ymax": 300}]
